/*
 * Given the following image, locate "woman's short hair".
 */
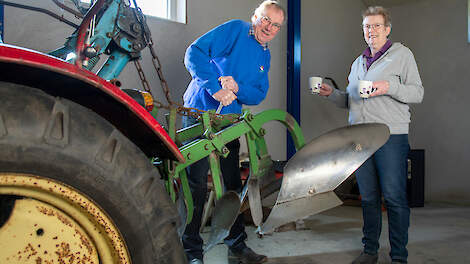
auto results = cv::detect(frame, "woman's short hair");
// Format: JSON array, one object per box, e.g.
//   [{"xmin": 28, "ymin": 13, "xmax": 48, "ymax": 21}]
[
  {"xmin": 251, "ymin": 0, "xmax": 286, "ymax": 24},
  {"xmin": 362, "ymin": 6, "xmax": 392, "ymax": 28}
]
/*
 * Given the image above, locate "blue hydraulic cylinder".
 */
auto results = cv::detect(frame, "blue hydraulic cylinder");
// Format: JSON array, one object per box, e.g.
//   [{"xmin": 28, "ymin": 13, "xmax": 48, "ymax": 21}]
[{"xmin": 97, "ymin": 50, "xmax": 131, "ymax": 80}]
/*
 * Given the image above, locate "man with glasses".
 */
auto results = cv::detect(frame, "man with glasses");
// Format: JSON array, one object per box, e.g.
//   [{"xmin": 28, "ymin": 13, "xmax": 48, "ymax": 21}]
[
  {"xmin": 181, "ymin": 1, "xmax": 285, "ymax": 263},
  {"xmin": 318, "ymin": 6, "xmax": 423, "ymax": 264}
]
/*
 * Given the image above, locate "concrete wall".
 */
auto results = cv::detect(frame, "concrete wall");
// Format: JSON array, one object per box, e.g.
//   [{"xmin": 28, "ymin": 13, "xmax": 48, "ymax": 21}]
[
  {"xmin": 300, "ymin": 0, "xmax": 364, "ymax": 138},
  {"xmin": 4, "ymin": 0, "xmax": 470, "ymax": 203},
  {"xmin": 385, "ymin": 0, "xmax": 470, "ymax": 204}
]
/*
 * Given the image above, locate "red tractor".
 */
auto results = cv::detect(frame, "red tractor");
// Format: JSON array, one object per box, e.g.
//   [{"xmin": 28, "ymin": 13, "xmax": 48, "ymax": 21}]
[{"xmin": 0, "ymin": 0, "xmax": 186, "ymax": 263}]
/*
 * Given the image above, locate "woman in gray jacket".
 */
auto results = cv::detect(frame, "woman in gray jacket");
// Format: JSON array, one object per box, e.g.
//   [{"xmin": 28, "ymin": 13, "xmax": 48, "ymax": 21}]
[{"xmin": 319, "ymin": 6, "xmax": 423, "ymax": 264}]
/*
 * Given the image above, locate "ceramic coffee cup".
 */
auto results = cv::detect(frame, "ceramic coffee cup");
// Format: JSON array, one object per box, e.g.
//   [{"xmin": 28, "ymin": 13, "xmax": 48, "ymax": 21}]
[
  {"xmin": 358, "ymin": 80, "xmax": 374, "ymax": 98},
  {"xmin": 309, "ymin": 76, "xmax": 322, "ymax": 94}
]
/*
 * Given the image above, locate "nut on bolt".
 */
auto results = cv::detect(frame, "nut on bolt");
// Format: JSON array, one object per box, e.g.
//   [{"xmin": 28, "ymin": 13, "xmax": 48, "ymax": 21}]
[
  {"xmin": 259, "ymin": 128, "xmax": 266, "ymax": 136},
  {"xmin": 133, "ymin": 43, "xmax": 142, "ymax": 50},
  {"xmin": 354, "ymin": 143, "xmax": 362, "ymax": 152},
  {"xmin": 222, "ymin": 147, "xmax": 229, "ymax": 154}
]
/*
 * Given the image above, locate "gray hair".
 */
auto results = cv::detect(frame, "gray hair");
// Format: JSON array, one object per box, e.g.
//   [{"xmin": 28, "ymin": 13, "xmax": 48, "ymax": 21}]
[
  {"xmin": 362, "ymin": 6, "xmax": 392, "ymax": 28},
  {"xmin": 251, "ymin": 0, "xmax": 286, "ymax": 24}
]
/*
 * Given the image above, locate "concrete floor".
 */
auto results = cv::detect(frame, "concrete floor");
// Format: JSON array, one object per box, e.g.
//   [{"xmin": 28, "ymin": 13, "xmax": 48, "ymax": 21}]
[{"xmin": 202, "ymin": 203, "xmax": 470, "ymax": 263}]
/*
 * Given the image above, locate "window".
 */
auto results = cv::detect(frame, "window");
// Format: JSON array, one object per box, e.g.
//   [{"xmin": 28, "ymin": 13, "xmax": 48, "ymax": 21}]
[
  {"xmin": 78, "ymin": 0, "xmax": 186, "ymax": 24},
  {"xmin": 135, "ymin": 0, "xmax": 186, "ymax": 24}
]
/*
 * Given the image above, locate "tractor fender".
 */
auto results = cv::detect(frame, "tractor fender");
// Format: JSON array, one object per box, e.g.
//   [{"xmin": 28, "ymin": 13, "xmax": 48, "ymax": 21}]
[{"xmin": 0, "ymin": 43, "xmax": 184, "ymax": 163}]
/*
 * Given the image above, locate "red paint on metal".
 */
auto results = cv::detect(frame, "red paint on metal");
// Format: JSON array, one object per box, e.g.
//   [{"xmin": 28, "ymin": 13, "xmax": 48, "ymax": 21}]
[{"xmin": 0, "ymin": 44, "xmax": 184, "ymax": 163}]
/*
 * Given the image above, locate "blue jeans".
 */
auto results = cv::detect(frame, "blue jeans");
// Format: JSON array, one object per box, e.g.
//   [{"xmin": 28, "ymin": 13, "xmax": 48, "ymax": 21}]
[
  {"xmin": 355, "ymin": 134, "xmax": 410, "ymax": 263},
  {"xmin": 181, "ymin": 116, "xmax": 247, "ymax": 261}
]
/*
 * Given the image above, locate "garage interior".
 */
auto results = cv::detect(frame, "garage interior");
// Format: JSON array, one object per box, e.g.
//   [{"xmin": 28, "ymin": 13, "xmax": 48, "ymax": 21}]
[{"xmin": 2, "ymin": 0, "xmax": 470, "ymax": 263}]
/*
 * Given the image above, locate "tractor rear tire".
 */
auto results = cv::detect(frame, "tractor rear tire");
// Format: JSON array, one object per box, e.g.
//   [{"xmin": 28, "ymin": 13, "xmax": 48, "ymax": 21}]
[{"xmin": 0, "ymin": 82, "xmax": 186, "ymax": 264}]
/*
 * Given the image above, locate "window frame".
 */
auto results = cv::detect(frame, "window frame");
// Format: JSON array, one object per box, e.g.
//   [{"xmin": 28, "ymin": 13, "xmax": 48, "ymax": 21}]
[{"xmin": 137, "ymin": 0, "xmax": 186, "ymax": 24}]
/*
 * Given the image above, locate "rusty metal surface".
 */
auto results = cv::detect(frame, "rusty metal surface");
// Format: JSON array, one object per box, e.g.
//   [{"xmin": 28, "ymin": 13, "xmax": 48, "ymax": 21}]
[
  {"xmin": 284, "ymin": 112, "xmax": 297, "ymax": 132},
  {"xmin": 0, "ymin": 173, "xmax": 131, "ymax": 264},
  {"xmin": 0, "ymin": 198, "xmax": 99, "ymax": 263}
]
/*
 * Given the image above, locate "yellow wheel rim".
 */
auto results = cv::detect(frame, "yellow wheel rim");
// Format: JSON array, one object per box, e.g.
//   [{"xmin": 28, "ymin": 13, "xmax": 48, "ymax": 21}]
[{"xmin": 0, "ymin": 173, "xmax": 131, "ymax": 264}]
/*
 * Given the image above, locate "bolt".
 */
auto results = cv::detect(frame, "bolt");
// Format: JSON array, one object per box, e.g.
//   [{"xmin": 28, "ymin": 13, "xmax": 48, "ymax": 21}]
[
  {"xmin": 308, "ymin": 188, "xmax": 315, "ymax": 195},
  {"xmin": 209, "ymin": 133, "xmax": 216, "ymax": 140},
  {"xmin": 84, "ymin": 46, "xmax": 97, "ymax": 58},
  {"xmin": 106, "ymin": 32, "xmax": 113, "ymax": 38},
  {"xmin": 354, "ymin": 143, "xmax": 362, "ymax": 152},
  {"xmin": 259, "ymin": 128, "xmax": 266, "ymax": 136},
  {"xmin": 133, "ymin": 43, "xmax": 142, "ymax": 50},
  {"xmin": 186, "ymin": 153, "xmax": 191, "ymax": 160},
  {"xmin": 222, "ymin": 147, "xmax": 229, "ymax": 154},
  {"xmin": 204, "ymin": 144, "xmax": 209, "ymax": 150}
]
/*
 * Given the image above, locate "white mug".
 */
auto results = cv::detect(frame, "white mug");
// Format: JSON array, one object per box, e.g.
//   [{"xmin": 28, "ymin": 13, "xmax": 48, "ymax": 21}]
[
  {"xmin": 358, "ymin": 80, "xmax": 374, "ymax": 98},
  {"xmin": 309, "ymin": 77, "xmax": 322, "ymax": 94}
]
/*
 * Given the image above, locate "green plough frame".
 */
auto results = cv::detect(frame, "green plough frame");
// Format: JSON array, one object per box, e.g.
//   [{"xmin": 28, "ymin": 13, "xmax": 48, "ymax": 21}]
[{"xmin": 157, "ymin": 108, "xmax": 306, "ymax": 225}]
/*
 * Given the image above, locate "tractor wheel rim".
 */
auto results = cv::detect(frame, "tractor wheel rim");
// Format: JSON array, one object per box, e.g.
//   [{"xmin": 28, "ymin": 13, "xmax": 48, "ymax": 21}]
[{"xmin": 0, "ymin": 173, "xmax": 131, "ymax": 264}]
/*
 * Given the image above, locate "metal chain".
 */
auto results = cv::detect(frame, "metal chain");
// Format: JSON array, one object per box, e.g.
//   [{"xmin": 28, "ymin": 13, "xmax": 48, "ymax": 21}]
[{"xmin": 129, "ymin": 1, "xmax": 240, "ymax": 123}]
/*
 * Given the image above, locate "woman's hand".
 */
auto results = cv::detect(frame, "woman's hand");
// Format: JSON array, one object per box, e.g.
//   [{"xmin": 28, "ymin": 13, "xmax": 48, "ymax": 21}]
[
  {"xmin": 319, "ymin": 83, "xmax": 333, "ymax": 96},
  {"xmin": 370, "ymin": 80, "xmax": 389, "ymax": 97}
]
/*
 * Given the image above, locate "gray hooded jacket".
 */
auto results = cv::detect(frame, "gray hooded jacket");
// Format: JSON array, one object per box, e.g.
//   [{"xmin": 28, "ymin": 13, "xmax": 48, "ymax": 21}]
[{"xmin": 327, "ymin": 42, "xmax": 424, "ymax": 134}]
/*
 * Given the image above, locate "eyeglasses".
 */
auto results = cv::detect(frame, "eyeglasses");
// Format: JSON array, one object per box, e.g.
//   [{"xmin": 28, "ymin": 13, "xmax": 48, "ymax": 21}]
[
  {"xmin": 260, "ymin": 16, "xmax": 282, "ymax": 31},
  {"xmin": 362, "ymin": 24, "xmax": 385, "ymax": 30}
]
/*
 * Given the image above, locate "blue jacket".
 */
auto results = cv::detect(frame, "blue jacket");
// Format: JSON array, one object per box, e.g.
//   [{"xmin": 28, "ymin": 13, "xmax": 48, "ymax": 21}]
[{"xmin": 183, "ymin": 20, "xmax": 271, "ymax": 114}]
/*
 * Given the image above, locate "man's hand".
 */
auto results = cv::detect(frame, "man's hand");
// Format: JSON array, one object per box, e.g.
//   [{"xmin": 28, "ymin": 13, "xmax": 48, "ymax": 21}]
[
  {"xmin": 319, "ymin": 83, "xmax": 334, "ymax": 96},
  {"xmin": 370, "ymin": 80, "xmax": 389, "ymax": 97},
  {"xmin": 213, "ymin": 88, "xmax": 237, "ymax": 106},
  {"xmin": 219, "ymin": 76, "xmax": 239, "ymax": 94}
]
